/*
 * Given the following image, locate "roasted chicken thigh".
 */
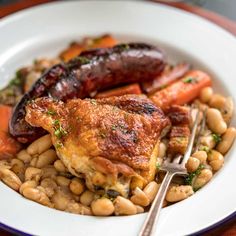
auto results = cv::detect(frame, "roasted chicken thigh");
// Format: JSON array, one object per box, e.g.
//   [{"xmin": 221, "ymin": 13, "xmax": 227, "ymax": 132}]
[{"xmin": 25, "ymin": 95, "xmax": 170, "ymax": 196}]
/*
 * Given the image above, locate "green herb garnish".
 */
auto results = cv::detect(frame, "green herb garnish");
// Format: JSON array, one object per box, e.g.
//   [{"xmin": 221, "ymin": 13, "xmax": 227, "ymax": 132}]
[
  {"xmin": 199, "ymin": 145, "xmax": 210, "ymax": 153},
  {"xmin": 212, "ymin": 133, "xmax": 222, "ymax": 144},
  {"xmin": 53, "ymin": 120, "xmax": 67, "ymax": 139},
  {"xmin": 90, "ymin": 99, "xmax": 97, "ymax": 105},
  {"xmin": 120, "ymin": 44, "xmax": 130, "ymax": 51},
  {"xmin": 156, "ymin": 163, "xmax": 161, "ymax": 170},
  {"xmin": 76, "ymin": 56, "xmax": 90, "ymax": 64},
  {"xmin": 182, "ymin": 77, "xmax": 198, "ymax": 84},
  {"xmin": 53, "ymin": 120, "xmax": 60, "ymax": 125},
  {"xmin": 46, "ymin": 110, "xmax": 57, "ymax": 116},
  {"xmin": 185, "ymin": 164, "xmax": 205, "ymax": 186},
  {"xmin": 111, "ymin": 125, "xmax": 117, "ymax": 131},
  {"xmin": 55, "ymin": 142, "xmax": 63, "ymax": 148},
  {"xmin": 9, "ymin": 77, "xmax": 21, "ymax": 86}
]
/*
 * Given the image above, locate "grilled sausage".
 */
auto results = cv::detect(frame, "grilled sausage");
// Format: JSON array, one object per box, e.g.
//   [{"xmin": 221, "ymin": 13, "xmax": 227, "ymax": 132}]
[{"xmin": 10, "ymin": 43, "xmax": 166, "ymax": 143}]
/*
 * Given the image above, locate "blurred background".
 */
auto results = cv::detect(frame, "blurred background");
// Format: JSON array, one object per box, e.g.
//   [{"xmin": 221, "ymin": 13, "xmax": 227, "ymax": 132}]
[{"xmin": 0, "ymin": 0, "xmax": 236, "ymax": 21}]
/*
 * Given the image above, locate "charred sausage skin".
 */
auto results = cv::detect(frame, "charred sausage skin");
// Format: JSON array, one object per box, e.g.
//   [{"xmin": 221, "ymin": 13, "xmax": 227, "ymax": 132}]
[{"xmin": 10, "ymin": 43, "xmax": 166, "ymax": 143}]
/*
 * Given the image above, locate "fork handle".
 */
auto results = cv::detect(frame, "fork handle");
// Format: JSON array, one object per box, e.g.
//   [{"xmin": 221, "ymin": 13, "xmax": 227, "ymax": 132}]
[{"xmin": 139, "ymin": 171, "xmax": 175, "ymax": 236}]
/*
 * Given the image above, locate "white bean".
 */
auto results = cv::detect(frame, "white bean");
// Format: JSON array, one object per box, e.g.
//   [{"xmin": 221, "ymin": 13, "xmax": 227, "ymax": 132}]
[
  {"xmin": 25, "ymin": 167, "xmax": 42, "ymax": 182},
  {"xmin": 11, "ymin": 159, "xmax": 24, "ymax": 175},
  {"xmin": 186, "ymin": 157, "xmax": 200, "ymax": 172},
  {"xmin": 19, "ymin": 180, "xmax": 37, "ymax": 194},
  {"xmin": 54, "ymin": 160, "xmax": 67, "ymax": 172},
  {"xmin": 216, "ymin": 127, "xmax": 236, "ymax": 154},
  {"xmin": 143, "ymin": 181, "xmax": 159, "ymax": 203},
  {"xmin": 206, "ymin": 108, "xmax": 227, "ymax": 134},
  {"xmin": 91, "ymin": 198, "xmax": 114, "ymax": 216},
  {"xmin": 80, "ymin": 191, "xmax": 95, "ymax": 206},
  {"xmin": 135, "ymin": 205, "xmax": 144, "ymax": 214},
  {"xmin": 52, "ymin": 190, "xmax": 71, "ymax": 210},
  {"xmin": 56, "ymin": 176, "xmax": 71, "ymax": 187},
  {"xmin": 113, "ymin": 196, "xmax": 137, "ymax": 216},
  {"xmin": 199, "ymin": 87, "xmax": 213, "ymax": 103},
  {"xmin": 23, "ymin": 187, "xmax": 52, "ymax": 207},
  {"xmin": 193, "ymin": 169, "xmax": 213, "ymax": 189},
  {"xmin": 166, "ymin": 185, "xmax": 194, "ymax": 202},
  {"xmin": 27, "ymin": 134, "xmax": 52, "ymax": 155},
  {"xmin": 41, "ymin": 166, "xmax": 58, "ymax": 179},
  {"xmin": 130, "ymin": 187, "xmax": 150, "ymax": 207},
  {"xmin": 0, "ymin": 160, "xmax": 11, "ymax": 169},
  {"xmin": 36, "ymin": 149, "xmax": 57, "ymax": 168},
  {"xmin": 30, "ymin": 157, "xmax": 37, "ymax": 167},
  {"xmin": 0, "ymin": 168, "xmax": 22, "ymax": 191},
  {"xmin": 209, "ymin": 94, "xmax": 226, "ymax": 109},
  {"xmin": 17, "ymin": 149, "xmax": 32, "ymax": 163},
  {"xmin": 66, "ymin": 202, "xmax": 92, "ymax": 215},
  {"xmin": 69, "ymin": 178, "xmax": 85, "ymax": 195},
  {"xmin": 192, "ymin": 151, "xmax": 207, "ymax": 164},
  {"xmin": 207, "ymin": 150, "xmax": 224, "ymax": 171},
  {"xmin": 221, "ymin": 97, "xmax": 234, "ymax": 124}
]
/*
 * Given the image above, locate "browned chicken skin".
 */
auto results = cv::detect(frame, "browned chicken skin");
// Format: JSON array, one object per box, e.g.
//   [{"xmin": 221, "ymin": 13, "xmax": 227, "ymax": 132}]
[{"xmin": 25, "ymin": 95, "xmax": 170, "ymax": 196}]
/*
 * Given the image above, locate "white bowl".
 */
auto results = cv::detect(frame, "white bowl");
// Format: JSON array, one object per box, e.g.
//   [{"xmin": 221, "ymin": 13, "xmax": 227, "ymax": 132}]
[{"xmin": 0, "ymin": 1, "xmax": 236, "ymax": 235}]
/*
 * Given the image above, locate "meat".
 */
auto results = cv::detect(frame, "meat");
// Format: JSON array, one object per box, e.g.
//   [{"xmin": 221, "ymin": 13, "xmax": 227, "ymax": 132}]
[
  {"xmin": 10, "ymin": 43, "xmax": 166, "ymax": 143},
  {"xmin": 167, "ymin": 105, "xmax": 190, "ymax": 125},
  {"xmin": 167, "ymin": 105, "xmax": 191, "ymax": 156},
  {"xmin": 25, "ymin": 95, "xmax": 170, "ymax": 196}
]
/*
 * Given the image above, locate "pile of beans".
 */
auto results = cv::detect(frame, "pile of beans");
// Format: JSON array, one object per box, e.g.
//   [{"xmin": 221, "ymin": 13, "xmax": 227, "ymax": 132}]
[{"xmin": 0, "ymin": 87, "xmax": 235, "ymax": 216}]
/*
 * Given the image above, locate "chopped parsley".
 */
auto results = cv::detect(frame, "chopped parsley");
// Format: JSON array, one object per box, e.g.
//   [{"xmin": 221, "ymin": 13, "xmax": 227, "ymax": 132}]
[
  {"xmin": 53, "ymin": 120, "xmax": 60, "ymax": 126},
  {"xmin": 55, "ymin": 142, "xmax": 63, "ymax": 149},
  {"xmin": 90, "ymin": 99, "xmax": 97, "ymax": 105},
  {"xmin": 182, "ymin": 77, "xmax": 198, "ymax": 84},
  {"xmin": 46, "ymin": 110, "xmax": 57, "ymax": 116},
  {"xmin": 9, "ymin": 77, "xmax": 21, "ymax": 86},
  {"xmin": 212, "ymin": 133, "xmax": 222, "ymax": 144},
  {"xmin": 119, "ymin": 44, "xmax": 130, "ymax": 51},
  {"xmin": 199, "ymin": 145, "xmax": 210, "ymax": 153},
  {"xmin": 111, "ymin": 125, "xmax": 117, "ymax": 131},
  {"xmin": 185, "ymin": 164, "xmax": 205, "ymax": 186},
  {"xmin": 156, "ymin": 163, "xmax": 161, "ymax": 170},
  {"xmin": 76, "ymin": 56, "xmax": 90, "ymax": 64},
  {"xmin": 52, "ymin": 119, "xmax": 67, "ymax": 139}
]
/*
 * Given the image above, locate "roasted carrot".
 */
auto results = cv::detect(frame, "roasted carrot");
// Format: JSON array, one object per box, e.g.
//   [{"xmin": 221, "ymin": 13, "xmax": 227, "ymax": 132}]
[
  {"xmin": 0, "ymin": 131, "xmax": 21, "ymax": 160},
  {"xmin": 150, "ymin": 70, "xmax": 212, "ymax": 111},
  {"xmin": 85, "ymin": 34, "xmax": 118, "ymax": 49},
  {"xmin": 60, "ymin": 34, "xmax": 118, "ymax": 62},
  {"xmin": 95, "ymin": 83, "xmax": 142, "ymax": 99},
  {"xmin": 142, "ymin": 63, "xmax": 191, "ymax": 94},
  {"xmin": 0, "ymin": 105, "xmax": 12, "ymax": 132}
]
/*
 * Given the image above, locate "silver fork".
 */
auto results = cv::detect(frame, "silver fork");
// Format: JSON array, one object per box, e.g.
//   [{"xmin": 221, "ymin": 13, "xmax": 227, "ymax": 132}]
[{"xmin": 139, "ymin": 110, "xmax": 201, "ymax": 236}]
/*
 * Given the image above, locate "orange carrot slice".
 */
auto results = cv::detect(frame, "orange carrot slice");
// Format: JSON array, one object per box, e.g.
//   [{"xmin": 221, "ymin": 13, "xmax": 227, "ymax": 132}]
[
  {"xmin": 95, "ymin": 83, "xmax": 142, "ymax": 99},
  {"xmin": 142, "ymin": 63, "xmax": 190, "ymax": 94},
  {"xmin": 150, "ymin": 70, "xmax": 212, "ymax": 111},
  {"xmin": 0, "ymin": 131, "xmax": 21, "ymax": 160},
  {"xmin": 0, "ymin": 105, "xmax": 12, "ymax": 133},
  {"xmin": 60, "ymin": 34, "xmax": 118, "ymax": 62}
]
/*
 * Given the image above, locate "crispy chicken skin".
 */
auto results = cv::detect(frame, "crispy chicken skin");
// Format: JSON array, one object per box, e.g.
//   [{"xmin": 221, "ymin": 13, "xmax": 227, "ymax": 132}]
[{"xmin": 25, "ymin": 95, "xmax": 170, "ymax": 195}]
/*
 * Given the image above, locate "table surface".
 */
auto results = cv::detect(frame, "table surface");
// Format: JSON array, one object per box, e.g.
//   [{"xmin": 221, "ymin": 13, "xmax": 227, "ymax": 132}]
[{"xmin": 0, "ymin": 0, "xmax": 236, "ymax": 235}]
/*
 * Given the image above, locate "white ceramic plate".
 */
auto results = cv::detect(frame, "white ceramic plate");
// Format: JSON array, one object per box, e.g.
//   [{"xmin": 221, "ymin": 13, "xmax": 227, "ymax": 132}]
[{"xmin": 0, "ymin": 1, "xmax": 236, "ymax": 236}]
